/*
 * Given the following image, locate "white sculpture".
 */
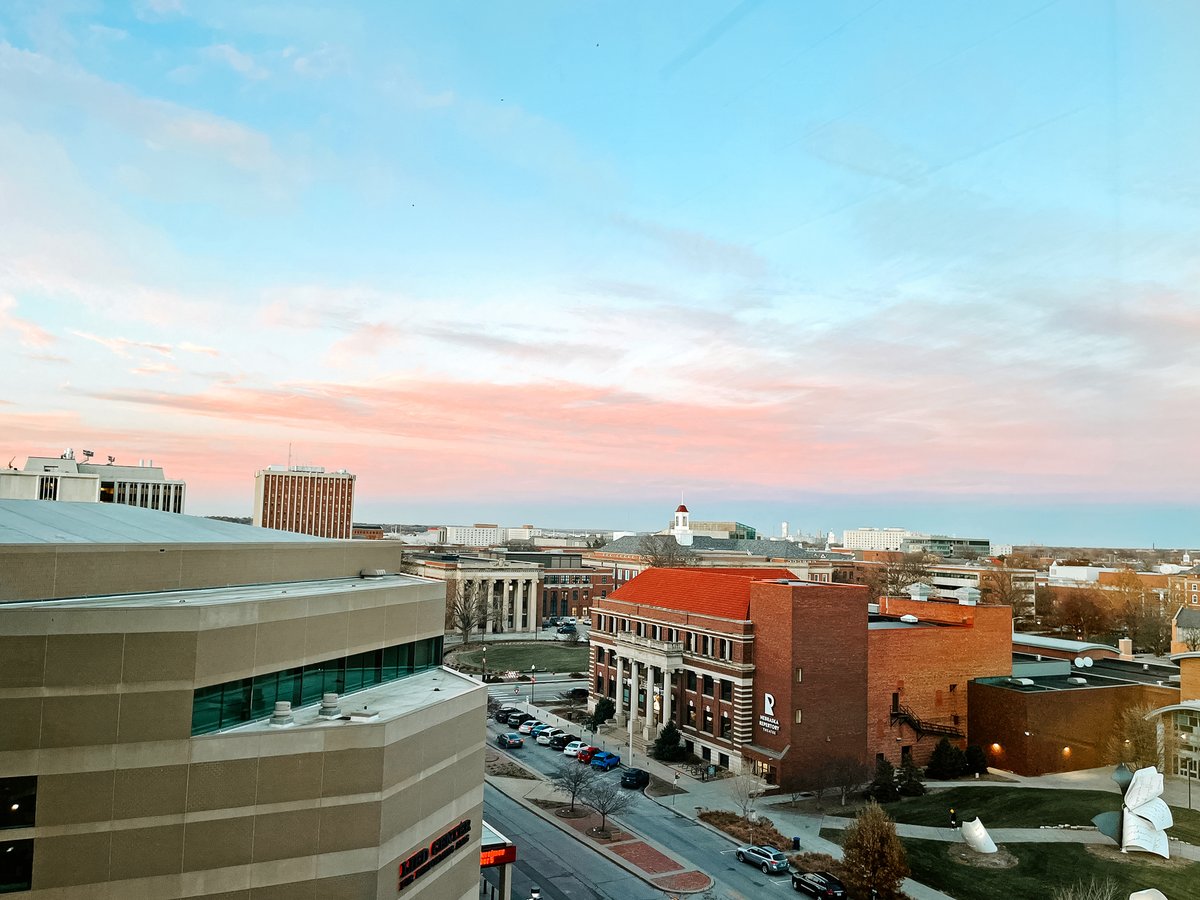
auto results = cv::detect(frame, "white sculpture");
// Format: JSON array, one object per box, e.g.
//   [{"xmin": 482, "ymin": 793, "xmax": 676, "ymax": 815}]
[
  {"xmin": 960, "ymin": 817, "xmax": 997, "ymax": 854},
  {"xmin": 1121, "ymin": 766, "xmax": 1174, "ymax": 859},
  {"xmin": 1129, "ymin": 890, "xmax": 1168, "ymax": 900}
]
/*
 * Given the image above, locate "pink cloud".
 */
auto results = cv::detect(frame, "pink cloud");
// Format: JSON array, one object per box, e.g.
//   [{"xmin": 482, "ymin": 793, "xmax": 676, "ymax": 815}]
[{"xmin": 0, "ymin": 294, "xmax": 54, "ymax": 347}]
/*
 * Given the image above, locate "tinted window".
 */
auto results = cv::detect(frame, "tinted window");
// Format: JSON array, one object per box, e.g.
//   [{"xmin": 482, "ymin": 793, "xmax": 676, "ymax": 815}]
[
  {"xmin": 0, "ymin": 778, "xmax": 35, "ymax": 830},
  {"xmin": 0, "ymin": 838, "xmax": 33, "ymax": 892}
]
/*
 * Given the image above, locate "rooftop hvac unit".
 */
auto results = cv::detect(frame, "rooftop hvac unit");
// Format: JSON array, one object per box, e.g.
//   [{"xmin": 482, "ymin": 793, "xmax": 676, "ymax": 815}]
[
  {"xmin": 1067, "ymin": 676, "xmax": 1087, "ymax": 685},
  {"xmin": 1008, "ymin": 677, "xmax": 1035, "ymax": 686},
  {"xmin": 900, "ymin": 614, "xmax": 919, "ymax": 623}
]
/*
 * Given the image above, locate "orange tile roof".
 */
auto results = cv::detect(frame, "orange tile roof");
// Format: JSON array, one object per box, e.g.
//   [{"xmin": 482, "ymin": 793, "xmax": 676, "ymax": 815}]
[{"xmin": 608, "ymin": 567, "xmax": 794, "ymax": 619}]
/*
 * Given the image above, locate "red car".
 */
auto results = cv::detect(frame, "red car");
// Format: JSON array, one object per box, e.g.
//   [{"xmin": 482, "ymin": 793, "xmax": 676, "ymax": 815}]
[{"xmin": 576, "ymin": 745, "xmax": 601, "ymax": 764}]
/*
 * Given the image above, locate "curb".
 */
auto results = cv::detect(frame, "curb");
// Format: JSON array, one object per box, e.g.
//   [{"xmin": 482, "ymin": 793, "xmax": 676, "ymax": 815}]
[{"xmin": 485, "ymin": 773, "xmax": 714, "ymax": 895}]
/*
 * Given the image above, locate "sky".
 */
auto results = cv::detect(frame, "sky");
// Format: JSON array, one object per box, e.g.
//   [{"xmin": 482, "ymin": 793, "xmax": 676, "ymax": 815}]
[{"xmin": 2, "ymin": 1, "xmax": 1198, "ymax": 547}]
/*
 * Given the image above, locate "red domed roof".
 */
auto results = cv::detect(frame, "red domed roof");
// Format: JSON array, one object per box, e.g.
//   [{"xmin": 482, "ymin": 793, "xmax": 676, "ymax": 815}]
[{"xmin": 675, "ymin": 504, "xmax": 689, "ymax": 513}]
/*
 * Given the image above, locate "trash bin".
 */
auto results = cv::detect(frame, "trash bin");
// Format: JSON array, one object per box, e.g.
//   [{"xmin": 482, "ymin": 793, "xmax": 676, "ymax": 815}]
[{"xmin": 792, "ymin": 836, "xmax": 801, "ymax": 851}]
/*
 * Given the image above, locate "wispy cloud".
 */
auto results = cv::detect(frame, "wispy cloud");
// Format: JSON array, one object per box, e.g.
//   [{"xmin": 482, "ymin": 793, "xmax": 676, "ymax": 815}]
[
  {"xmin": 72, "ymin": 331, "xmax": 174, "ymax": 358},
  {"xmin": 203, "ymin": 43, "xmax": 268, "ymax": 80},
  {"xmin": 0, "ymin": 295, "xmax": 54, "ymax": 347}
]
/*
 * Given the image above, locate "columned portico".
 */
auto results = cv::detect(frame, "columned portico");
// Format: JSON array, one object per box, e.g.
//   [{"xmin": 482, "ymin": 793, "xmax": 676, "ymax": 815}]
[{"xmin": 606, "ymin": 631, "xmax": 684, "ymax": 737}]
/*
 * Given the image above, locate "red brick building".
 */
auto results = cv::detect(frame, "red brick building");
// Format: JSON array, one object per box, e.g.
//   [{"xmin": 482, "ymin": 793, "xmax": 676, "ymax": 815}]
[
  {"xmin": 869, "ymin": 594, "xmax": 1012, "ymax": 768},
  {"xmin": 589, "ymin": 568, "xmax": 1013, "ymax": 789}
]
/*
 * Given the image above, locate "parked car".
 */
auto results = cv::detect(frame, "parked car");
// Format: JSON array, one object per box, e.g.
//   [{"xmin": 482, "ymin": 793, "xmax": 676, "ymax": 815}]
[
  {"xmin": 495, "ymin": 733, "xmax": 523, "ymax": 749},
  {"xmin": 494, "ymin": 706, "xmax": 520, "ymax": 723},
  {"xmin": 590, "ymin": 751, "xmax": 621, "ymax": 771},
  {"xmin": 563, "ymin": 740, "xmax": 587, "ymax": 757},
  {"xmin": 620, "ymin": 768, "xmax": 650, "ymax": 788},
  {"xmin": 537, "ymin": 728, "xmax": 567, "ymax": 746},
  {"xmin": 564, "ymin": 687, "xmax": 589, "ymax": 702},
  {"xmin": 517, "ymin": 720, "xmax": 543, "ymax": 735},
  {"xmin": 576, "ymin": 746, "xmax": 601, "ymax": 763},
  {"xmin": 735, "ymin": 845, "xmax": 789, "ymax": 875},
  {"xmin": 791, "ymin": 871, "xmax": 847, "ymax": 897},
  {"xmin": 556, "ymin": 624, "xmax": 577, "ymax": 634},
  {"xmin": 508, "ymin": 713, "xmax": 534, "ymax": 727},
  {"xmin": 529, "ymin": 724, "xmax": 554, "ymax": 738},
  {"xmin": 550, "ymin": 733, "xmax": 580, "ymax": 751}
]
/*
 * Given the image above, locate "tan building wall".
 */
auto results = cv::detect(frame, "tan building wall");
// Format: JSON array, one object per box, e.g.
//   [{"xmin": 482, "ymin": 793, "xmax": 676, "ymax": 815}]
[
  {"xmin": 0, "ymin": 545, "xmax": 484, "ymax": 900},
  {"xmin": 0, "ymin": 540, "xmax": 407, "ymax": 603}
]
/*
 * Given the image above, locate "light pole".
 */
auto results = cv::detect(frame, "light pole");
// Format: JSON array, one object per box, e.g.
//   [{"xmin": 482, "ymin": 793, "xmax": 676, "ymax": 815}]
[
  {"xmin": 530, "ymin": 665, "xmax": 537, "ymax": 708},
  {"xmin": 482, "ymin": 652, "xmax": 487, "ymax": 685}
]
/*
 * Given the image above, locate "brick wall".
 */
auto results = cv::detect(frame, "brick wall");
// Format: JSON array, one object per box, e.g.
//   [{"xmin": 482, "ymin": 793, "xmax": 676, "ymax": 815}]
[
  {"xmin": 747, "ymin": 582, "xmax": 868, "ymax": 790},
  {"xmin": 968, "ymin": 681, "xmax": 1178, "ymax": 775},
  {"xmin": 867, "ymin": 598, "xmax": 1011, "ymax": 768}
]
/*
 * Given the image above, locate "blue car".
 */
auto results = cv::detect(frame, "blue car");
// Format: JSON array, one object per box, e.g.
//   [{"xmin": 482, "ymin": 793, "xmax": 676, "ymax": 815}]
[{"xmin": 590, "ymin": 751, "xmax": 621, "ymax": 771}]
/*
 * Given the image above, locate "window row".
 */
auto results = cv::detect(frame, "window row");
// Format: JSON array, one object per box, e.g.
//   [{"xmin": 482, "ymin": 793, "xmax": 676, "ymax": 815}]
[
  {"xmin": 191, "ymin": 636, "xmax": 443, "ymax": 735},
  {"xmin": 591, "ymin": 616, "xmax": 737, "ymax": 661}
]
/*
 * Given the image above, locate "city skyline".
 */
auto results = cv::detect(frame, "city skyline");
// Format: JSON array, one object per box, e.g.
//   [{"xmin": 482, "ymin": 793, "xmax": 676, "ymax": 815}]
[{"xmin": 3, "ymin": 2, "xmax": 1198, "ymax": 546}]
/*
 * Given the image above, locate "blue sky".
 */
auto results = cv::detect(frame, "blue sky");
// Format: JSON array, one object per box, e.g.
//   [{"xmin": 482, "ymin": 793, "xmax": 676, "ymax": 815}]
[{"xmin": 1, "ymin": 1, "xmax": 1198, "ymax": 546}]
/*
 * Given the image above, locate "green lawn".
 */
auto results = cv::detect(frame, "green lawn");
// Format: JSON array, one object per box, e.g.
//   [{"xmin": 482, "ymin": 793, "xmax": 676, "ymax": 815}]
[
  {"xmin": 830, "ymin": 787, "xmax": 1200, "ymax": 845},
  {"xmin": 455, "ymin": 643, "xmax": 589, "ymax": 674},
  {"xmin": 901, "ymin": 838, "xmax": 1197, "ymax": 900}
]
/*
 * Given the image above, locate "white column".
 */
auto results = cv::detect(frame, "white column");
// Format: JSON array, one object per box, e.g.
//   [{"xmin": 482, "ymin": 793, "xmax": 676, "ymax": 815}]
[
  {"xmin": 642, "ymin": 664, "xmax": 655, "ymax": 740},
  {"xmin": 615, "ymin": 656, "xmax": 625, "ymax": 720},
  {"xmin": 629, "ymin": 661, "xmax": 640, "ymax": 730},
  {"xmin": 662, "ymin": 669, "xmax": 673, "ymax": 727},
  {"xmin": 484, "ymin": 579, "xmax": 495, "ymax": 632}
]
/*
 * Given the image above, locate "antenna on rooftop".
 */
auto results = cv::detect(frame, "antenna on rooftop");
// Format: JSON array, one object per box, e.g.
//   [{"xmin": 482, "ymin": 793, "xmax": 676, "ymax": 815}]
[
  {"xmin": 107, "ymin": 456, "xmax": 116, "ymax": 465},
  {"xmin": 81, "ymin": 449, "xmax": 94, "ymax": 461}
]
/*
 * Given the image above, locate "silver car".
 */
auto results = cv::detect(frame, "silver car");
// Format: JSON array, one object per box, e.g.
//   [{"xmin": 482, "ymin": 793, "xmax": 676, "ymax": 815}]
[{"xmin": 735, "ymin": 845, "xmax": 789, "ymax": 875}]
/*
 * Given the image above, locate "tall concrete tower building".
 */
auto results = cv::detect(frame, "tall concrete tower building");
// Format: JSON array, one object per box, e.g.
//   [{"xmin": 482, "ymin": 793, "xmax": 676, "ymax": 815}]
[{"xmin": 252, "ymin": 465, "xmax": 355, "ymax": 539}]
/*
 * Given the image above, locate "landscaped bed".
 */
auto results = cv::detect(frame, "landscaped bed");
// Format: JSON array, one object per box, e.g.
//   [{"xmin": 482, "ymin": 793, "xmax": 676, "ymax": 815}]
[{"xmin": 452, "ymin": 642, "xmax": 590, "ymax": 674}]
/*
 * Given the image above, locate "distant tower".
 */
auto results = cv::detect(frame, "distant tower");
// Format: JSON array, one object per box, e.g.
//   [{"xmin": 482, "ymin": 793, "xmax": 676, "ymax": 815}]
[
  {"xmin": 781, "ymin": 521, "xmax": 789, "ymax": 539},
  {"xmin": 672, "ymin": 503, "xmax": 693, "ymax": 547},
  {"xmin": 1185, "ymin": 551, "xmax": 1192, "ymax": 566},
  {"xmin": 825, "ymin": 530, "xmax": 835, "ymax": 550}
]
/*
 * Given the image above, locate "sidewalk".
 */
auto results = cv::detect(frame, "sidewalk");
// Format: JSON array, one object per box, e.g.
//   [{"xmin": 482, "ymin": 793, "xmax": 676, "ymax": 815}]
[
  {"xmin": 520, "ymin": 701, "xmax": 955, "ymax": 899},
  {"xmin": 485, "ymin": 745, "xmax": 713, "ymax": 894}
]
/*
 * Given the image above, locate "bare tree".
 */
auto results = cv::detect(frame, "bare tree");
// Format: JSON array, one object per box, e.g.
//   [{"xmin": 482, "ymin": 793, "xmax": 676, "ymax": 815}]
[
  {"xmin": 1108, "ymin": 703, "xmax": 1177, "ymax": 771},
  {"xmin": 1049, "ymin": 588, "xmax": 1109, "ymax": 640},
  {"xmin": 581, "ymin": 779, "xmax": 634, "ymax": 832},
  {"xmin": 637, "ymin": 534, "xmax": 696, "ymax": 568},
  {"xmin": 1052, "ymin": 877, "xmax": 1121, "ymax": 900},
  {"xmin": 726, "ymin": 773, "xmax": 767, "ymax": 818},
  {"xmin": 979, "ymin": 567, "xmax": 1030, "ymax": 616},
  {"xmin": 447, "ymin": 581, "xmax": 487, "ymax": 645},
  {"xmin": 549, "ymin": 760, "xmax": 596, "ymax": 811},
  {"xmin": 797, "ymin": 757, "xmax": 835, "ymax": 809},
  {"xmin": 831, "ymin": 755, "xmax": 870, "ymax": 807},
  {"xmin": 864, "ymin": 554, "xmax": 930, "ymax": 601},
  {"xmin": 1180, "ymin": 626, "xmax": 1200, "ymax": 652}
]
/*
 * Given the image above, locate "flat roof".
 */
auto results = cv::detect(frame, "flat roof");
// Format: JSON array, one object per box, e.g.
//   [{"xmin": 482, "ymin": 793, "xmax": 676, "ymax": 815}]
[
  {"xmin": 213, "ymin": 667, "xmax": 479, "ymax": 735},
  {"xmin": 1011, "ymin": 633, "xmax": 1118, "ymax": 654},
  {"xmin": 2, "ymin": 574, "xmax": 428, "ymax": 610},
  {"xmin": 0, "ymin": 499, "xmax": 323, "ymax": 545}
]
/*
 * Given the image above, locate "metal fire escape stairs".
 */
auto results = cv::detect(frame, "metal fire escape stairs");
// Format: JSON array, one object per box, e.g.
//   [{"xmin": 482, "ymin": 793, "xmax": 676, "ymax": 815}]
[{"xmin": 889, "ymin": 703, "xmax": 964, "ymax": 741}]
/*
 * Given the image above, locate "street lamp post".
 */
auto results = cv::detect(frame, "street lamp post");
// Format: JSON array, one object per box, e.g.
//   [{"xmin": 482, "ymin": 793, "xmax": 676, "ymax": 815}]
[
  {"xmin": 482, "ymin": 653, "xmax": 487, "ymax": 685},
  {"xmin": 530, "ymin": 665, "xmax": 537, "ymax": 708}
]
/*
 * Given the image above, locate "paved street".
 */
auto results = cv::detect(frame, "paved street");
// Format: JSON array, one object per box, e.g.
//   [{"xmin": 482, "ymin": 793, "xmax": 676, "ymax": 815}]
[
  {"xmin": 483, "ymin": 783, "xmax": 665, "ymax": 900},
  {"xmin": 486, "ymin": 714, "xmax": 798, "ymax": 899}
]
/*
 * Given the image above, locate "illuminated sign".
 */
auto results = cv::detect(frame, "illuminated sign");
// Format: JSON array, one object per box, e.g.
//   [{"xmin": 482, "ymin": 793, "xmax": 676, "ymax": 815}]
[
  {"xmin": 758, "ymin": 692, "xmax": 780, "ymax": 735},
  {"xmin": 398, "ymin": 819, "xmax": 472, "ymax": 891},
  {"xmin": 480, "ymin": 845, "xmax": 517, "ymax": 868}
]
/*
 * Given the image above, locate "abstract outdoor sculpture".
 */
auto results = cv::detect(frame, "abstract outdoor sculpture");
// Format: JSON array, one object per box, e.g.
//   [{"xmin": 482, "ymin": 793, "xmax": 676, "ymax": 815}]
[
  {"xmin": 1092, "ymin": 764, "xmax": 1174, "ymax": 860},
  {"xmin": 960, "ymin": 817, "xmax": 998, "ymax": 854}
]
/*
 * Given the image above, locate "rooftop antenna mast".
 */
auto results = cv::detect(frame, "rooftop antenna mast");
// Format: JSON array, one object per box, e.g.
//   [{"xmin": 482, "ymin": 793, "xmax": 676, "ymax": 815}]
[{"xmin": 288, "ymin": 442, "xmax": 292, "ymax": 469}]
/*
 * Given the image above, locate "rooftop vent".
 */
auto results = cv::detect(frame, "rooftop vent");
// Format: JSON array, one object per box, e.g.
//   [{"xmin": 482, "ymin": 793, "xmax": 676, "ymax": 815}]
[
  {"xmin": 1067, "ymin": 676, "xmax": 1087, "ymax": 685},
  {"xmin": 954, "ymin": 586, "xmax": 981, "ymax": 606},
  {"xmin": 907, "ymin": 583, "xmax": 932, "ymax": 601},
  {"xmin": 318, "ymin": 693, "xmax": 341, "ymax": 718},
  {"xmin": 348, "ymin": 706, "xmax": 379, "ymax": 721},
  {"xmin": 269, "ymin": 701, "xmax": 294, "ymax": 727},
  {"xmin": 360, "ymin": 569, "xmax": 387, "ymax": 579},
  {"xmin": 900, "ymin": 614, "xmax": 919, "ymax": 624},
  {"xmin": 1008, "ymin": 677, "xmax": 1035, "ymax": 686}
]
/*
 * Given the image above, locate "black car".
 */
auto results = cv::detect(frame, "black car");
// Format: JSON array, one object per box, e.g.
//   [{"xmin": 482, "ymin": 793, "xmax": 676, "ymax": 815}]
[
  {"xmin": 556, "ymin": 624, "xmax": 577, "ymax": 634},
  {"xmin": 620, "ymin": 768, "xmax": 650, "ymax": 788},
  {"xmin": 549, "ymin": 732, "xmax": 580, "ymax": 751},
  {"xmin": 508, "ymin": 712, "xmax": 534, "ymax": 727},
  {"xmin": 791, "ymin": 871, "xmax": 846, "ymax": 897},
  {"xmin": 494, "ymin": 706, "xmax": 520, "ymax": 723}
]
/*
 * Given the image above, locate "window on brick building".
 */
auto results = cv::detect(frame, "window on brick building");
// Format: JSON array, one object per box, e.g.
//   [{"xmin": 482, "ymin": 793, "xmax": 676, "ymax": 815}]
[
  {"xmin": 703, "ymin": 708, "xmax": 713, "ymax": 732},
  {"xmin": 702, "ymin": 675, "xmax": 713, "ymax": 696},
  {"xmin": 686, "ymin": 702, "xmax": 696, "ymax": 727},
  {"xmin": 720, "ymin": 680, "xmax": 732, "ymax": 701},
  {"xmin": 687, "ymin": 670, "xmax": 697, "ymax": 691},
  {"xmin": 795, "ymin": 667, "xmax": 803, "ymax": 683},
  {"xmin": 949, "ymin": 683, "xmax": 958, "ymax": 693},
  {"xmin": 794, "ymin": 709, "xmax": 803, "ymax": 724},
  {"xmin": 720, "ymin": 714, "xmax": 731, "ymax": 739}
]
